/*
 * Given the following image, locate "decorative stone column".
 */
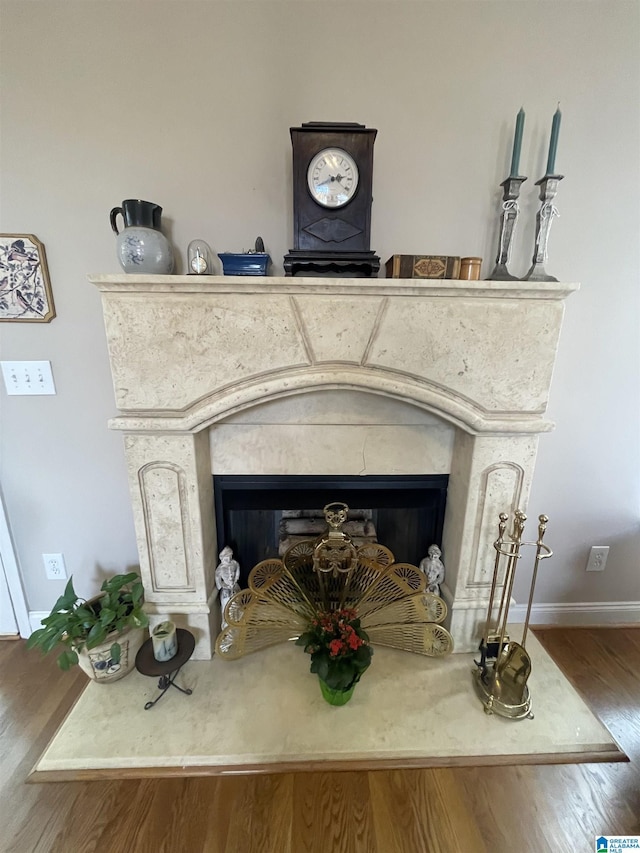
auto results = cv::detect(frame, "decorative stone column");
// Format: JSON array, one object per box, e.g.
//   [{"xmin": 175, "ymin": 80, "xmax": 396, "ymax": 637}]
[
  {"xmin": 440, "ymin": 431, "xmax": 539, "ymax": 650},
  {"xmin": 123, "ymin": 431, "xmax": 219, "ymax": 658}
]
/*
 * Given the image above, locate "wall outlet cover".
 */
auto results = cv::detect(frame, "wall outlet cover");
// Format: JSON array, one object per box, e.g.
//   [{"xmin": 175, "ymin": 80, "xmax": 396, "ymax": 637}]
[
  {"xmin": 586, "ymin": 545, "xmax": 609, "ymax": 572},
  {"xmin": 43, "ymin": 553, "xmax": 67, "ymax": 580}
]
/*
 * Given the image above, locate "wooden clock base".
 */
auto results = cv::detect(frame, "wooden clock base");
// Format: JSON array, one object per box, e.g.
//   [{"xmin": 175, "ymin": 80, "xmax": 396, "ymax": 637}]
[{"xmin": 283, "ymin": 250, "xmax": 380, "ymax": 278}]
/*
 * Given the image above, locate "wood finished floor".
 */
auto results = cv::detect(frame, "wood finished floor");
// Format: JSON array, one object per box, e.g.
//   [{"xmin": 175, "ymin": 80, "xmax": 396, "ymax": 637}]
[{"xmin": 1, "ymin": 627, "xmax": 638, "ymax": 853}]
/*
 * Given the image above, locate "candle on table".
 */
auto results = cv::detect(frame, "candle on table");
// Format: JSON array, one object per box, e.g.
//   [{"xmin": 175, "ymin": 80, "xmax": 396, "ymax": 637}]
[
  {"xmin": 509, "ymin": 107, "xmax": 525, "ymax": 177},
  {"xmin": 152, "ymin": 620, "xmax": 178, "ymax": 662},
  {"xmin": 546, "ymin": 105, "xmax": 562, "ymax": 175}
]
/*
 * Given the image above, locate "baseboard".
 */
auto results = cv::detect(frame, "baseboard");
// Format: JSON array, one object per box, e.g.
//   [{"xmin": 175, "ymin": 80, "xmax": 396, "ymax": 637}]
[
  {"xmin": 28, "ymin": 612, "xmax": 49, "ymax": 634},
  {"xmin": 509, "ymin": 601, "xmax": 640, "ymax": 626}
]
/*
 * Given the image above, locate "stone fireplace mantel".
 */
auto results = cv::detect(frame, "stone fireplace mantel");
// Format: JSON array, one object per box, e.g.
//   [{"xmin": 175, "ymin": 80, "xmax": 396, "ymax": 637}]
[{"xmin": 91, "ymin": 275, "xmax": 578, "ymax": 657}]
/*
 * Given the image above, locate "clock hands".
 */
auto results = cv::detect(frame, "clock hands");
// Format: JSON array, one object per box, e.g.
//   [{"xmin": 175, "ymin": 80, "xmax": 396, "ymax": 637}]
[{"xmin": 316, "ymin": 173, "xmax": 350, "ymax": 188}]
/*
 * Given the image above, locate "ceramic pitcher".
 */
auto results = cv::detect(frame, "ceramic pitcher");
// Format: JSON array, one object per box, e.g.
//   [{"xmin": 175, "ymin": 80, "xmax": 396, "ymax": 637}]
[{"xmin": 110, "ymin": 199, "xmax": 174, "ymax": 274}]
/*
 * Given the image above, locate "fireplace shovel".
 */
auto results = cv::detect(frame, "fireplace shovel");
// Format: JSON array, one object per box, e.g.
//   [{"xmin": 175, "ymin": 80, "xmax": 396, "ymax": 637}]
[{"xmin": 490, "ymin": 640, "xmax": 532, "ymax": 710}]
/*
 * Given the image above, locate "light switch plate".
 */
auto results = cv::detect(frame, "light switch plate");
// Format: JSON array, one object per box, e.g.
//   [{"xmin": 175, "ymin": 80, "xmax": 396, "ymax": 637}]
[{"xmin": 1, "ymin": 360, "xmax": 56, "ymax": 395}]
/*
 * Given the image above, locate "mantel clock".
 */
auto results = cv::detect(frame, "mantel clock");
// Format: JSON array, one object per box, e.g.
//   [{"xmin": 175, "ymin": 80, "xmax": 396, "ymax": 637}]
[{"xmin": 283, "ymin": 122, "xmax": 380, "ymax": 277}]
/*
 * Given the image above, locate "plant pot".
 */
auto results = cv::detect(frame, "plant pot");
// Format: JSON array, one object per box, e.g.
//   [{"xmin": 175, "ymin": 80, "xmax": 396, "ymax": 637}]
[
  {"xmin": 217, "ymin": 252, "xmax": 271, "ymax": 276},
  {"xmin": 318, "ymin": 677, "xmax": 357, "ymax": 706},
  {"xmin": 76, "ymin": 623, "xmax": 145, "ymax": 683}
]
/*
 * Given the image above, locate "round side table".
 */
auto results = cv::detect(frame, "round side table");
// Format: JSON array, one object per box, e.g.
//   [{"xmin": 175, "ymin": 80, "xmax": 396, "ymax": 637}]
[{"xmin": 135, "ymin": 628, "xmax": 195, "ymax": 710}]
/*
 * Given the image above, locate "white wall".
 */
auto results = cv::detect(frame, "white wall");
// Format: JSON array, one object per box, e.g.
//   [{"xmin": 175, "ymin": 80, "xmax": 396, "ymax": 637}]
[{"xmin": 0, "ymin": 1, "xmax": 638, "ymax": 612}]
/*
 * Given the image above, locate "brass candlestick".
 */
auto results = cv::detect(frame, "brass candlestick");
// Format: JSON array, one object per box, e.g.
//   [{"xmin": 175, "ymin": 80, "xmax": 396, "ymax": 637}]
[
  {"xmin": 473, "ymin": 511, "xmax": 553, "ymax": 720},
  {"xmin": 522, "ymin": 174, "xmax": 564, "ymax": 281},
  {"xmin": 489, "ymin": 176, "xmax": 527, "ymax": 280}
]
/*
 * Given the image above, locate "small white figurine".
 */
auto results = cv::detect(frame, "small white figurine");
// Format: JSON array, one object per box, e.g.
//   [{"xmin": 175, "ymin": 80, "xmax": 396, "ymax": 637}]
[
  {"xmin": 419, "ymin": 544, "xmax": 445, "ymax": 596},
  {"xmin": 215, "ymin": 546, "xmax": 241, "ymax": 629}
]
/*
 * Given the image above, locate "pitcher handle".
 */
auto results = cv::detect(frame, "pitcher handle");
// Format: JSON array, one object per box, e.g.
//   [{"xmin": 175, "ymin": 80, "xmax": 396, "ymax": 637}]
[{"xmin": 110, "ymin": 206, "xmax": 123, "ymax": 235}]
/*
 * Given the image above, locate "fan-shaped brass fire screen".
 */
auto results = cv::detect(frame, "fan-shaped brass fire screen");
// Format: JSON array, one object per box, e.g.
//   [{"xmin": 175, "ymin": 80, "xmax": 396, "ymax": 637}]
[{"xmin": 215, "ymin": 502, "xmax": 453, "ymax": 661}]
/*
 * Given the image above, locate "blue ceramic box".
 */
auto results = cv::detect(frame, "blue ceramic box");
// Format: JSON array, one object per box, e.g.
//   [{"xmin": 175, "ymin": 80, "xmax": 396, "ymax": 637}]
[{"xmin": 218, "ymin": 253, "xmax": 271, "ymax": 276}]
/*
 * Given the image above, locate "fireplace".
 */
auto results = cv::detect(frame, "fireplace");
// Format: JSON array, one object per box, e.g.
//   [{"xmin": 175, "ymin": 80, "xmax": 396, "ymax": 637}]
[
  {"xmin": 91, "ymin": 274, "xmax": 577, "ymax": 657},
  {"xmin": 214, "ymin": 474, "xmax": 448, "ymax": 584}
]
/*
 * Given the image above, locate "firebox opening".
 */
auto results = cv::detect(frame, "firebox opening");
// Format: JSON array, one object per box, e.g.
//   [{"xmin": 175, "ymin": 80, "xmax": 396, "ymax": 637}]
[{"xmin": 213, "ymin": 474, "xmax": 448, "ymax": 586}]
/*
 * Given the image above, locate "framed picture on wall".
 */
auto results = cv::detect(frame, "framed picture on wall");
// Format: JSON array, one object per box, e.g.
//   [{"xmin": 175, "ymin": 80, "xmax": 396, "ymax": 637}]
[{"xmin": 0, "ymin": 234, "xmax": 56, "ymax": 323}]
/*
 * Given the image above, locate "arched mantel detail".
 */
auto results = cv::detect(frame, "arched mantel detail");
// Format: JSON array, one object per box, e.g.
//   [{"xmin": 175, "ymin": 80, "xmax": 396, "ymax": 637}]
[
  {"xmin": 109, "ymin": 367, "xmax": 554, "ymax": 436},
  {"xmin": 92, "ymin": 276, "xmax": 576, "ymax": 428}
]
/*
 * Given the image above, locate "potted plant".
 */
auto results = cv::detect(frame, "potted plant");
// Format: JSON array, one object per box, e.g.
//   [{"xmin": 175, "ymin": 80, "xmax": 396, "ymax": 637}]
[
  {"xmin": 27, "ymin": 571, "xmax": 149, "ymax": 683},
  {"xmin": 296, "ymin": 607, "xmax": 373, "ymax": 705}
]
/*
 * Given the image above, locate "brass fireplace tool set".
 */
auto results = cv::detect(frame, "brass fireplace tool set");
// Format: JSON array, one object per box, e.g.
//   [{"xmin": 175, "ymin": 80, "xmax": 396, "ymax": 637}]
[{"xmin": 473, "ymin": 510, "xmax": 553, "ymax": 720}]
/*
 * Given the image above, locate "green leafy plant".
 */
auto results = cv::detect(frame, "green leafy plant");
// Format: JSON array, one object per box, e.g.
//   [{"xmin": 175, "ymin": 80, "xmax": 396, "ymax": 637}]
[
  {"xmin": 295, "ymin": 607, "xmax": 373, "ymax": 691},
  {"xmin": 27, "ymin": 572, "xmax": 149, "ymax": 671}
]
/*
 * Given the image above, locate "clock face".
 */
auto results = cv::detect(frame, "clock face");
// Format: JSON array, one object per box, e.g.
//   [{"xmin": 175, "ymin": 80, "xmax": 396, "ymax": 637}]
[
  {"xmin": 307, "ymin": 148, "xmax": 359, "ymax": 208},
  {"xmin": 190, "ymin": 252, "xmax": 208, "ymax": 274}
]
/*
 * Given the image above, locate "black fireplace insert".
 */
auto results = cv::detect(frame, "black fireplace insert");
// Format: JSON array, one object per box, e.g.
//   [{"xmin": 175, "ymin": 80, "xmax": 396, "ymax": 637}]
[{"xmin": 213, "ymin": 474, "xmax": 448, "ymax": 586}]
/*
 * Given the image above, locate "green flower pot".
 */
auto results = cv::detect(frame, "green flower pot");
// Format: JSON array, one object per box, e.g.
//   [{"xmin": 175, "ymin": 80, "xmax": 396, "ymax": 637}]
[{"xmin": 318, "ymin": 678, "xmax": 357, "ymax": 706}]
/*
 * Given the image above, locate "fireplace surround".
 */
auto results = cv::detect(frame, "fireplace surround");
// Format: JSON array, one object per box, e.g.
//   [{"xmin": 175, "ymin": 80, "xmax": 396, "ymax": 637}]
[{"xmin": 91, "ymin": 274, "xmax": 577, "ymax": 658}]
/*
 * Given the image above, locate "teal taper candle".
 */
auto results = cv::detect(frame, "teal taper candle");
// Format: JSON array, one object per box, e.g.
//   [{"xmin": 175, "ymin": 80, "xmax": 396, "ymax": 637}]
[
  {"xmin": 546, "ymin": 106, "xmax": 562, "ymax": 174},
  {"xmin": 509, "ymin": 108, "xmax": 525, "ymax": 177}
]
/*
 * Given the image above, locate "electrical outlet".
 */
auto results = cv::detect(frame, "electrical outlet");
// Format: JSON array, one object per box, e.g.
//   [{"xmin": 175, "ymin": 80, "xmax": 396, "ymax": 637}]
[
  {"xmin": 1, "ymin": 360, "xmax": 56, "ymax": 395},
  {"xmin": 43, "ymin": 553, "xmax": 67, "ymax": 580},
  {"xmin": 586, "ymin": 545, "xmax": 609, "ymax": 572}
]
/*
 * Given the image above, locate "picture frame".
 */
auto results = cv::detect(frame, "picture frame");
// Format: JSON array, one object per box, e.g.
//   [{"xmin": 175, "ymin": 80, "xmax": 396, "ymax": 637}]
[{"xmin": 0, "ymin": 234, "xmax": 56, "ymax": 323}]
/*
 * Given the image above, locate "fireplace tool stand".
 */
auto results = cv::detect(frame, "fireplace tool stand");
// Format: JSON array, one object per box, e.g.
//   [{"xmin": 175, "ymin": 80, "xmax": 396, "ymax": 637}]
[{"xmin": 472, "ymin": 511, "xmax": 552, "ymax": 720}]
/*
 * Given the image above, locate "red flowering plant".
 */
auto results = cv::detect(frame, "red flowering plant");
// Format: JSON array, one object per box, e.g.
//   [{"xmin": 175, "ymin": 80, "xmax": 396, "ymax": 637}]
[{"xmin": 296, "ymin": 607, "xmax": 373, "ymax": 692}]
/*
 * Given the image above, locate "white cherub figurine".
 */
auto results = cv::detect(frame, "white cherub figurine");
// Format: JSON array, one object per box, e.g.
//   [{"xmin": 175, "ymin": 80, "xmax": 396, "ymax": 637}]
[
  {"xmin": 215, "ymin": 546, "xmax": 241, "ymax": 629},
  {"xmin": 419, "ymin": 544, "xmax": 445, "ymax": 596}
]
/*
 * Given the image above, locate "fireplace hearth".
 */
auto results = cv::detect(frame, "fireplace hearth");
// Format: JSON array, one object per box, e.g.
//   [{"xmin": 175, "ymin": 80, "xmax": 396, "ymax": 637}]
[{"xmin": 91, "ymin": 274, "xmax": 577, "ymax": 658}]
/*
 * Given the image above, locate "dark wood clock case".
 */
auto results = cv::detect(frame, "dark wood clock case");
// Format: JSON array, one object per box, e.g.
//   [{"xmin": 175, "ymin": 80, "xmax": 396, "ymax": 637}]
[{"xmin": 284, "ymin": 122, "xmax": 380, "ymax": 277}]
